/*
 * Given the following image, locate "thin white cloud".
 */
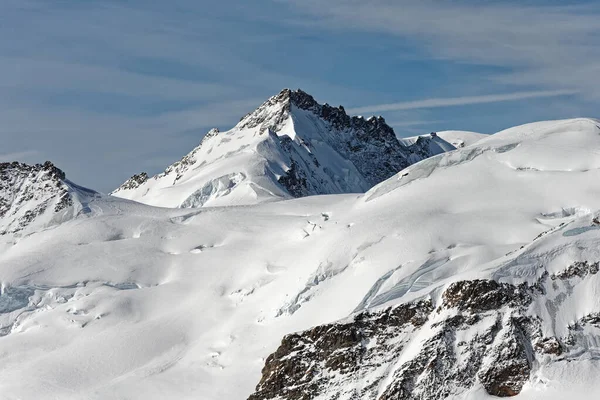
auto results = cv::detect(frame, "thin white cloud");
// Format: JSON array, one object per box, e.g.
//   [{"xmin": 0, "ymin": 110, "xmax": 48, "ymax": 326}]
[
  {"xmin": 288, "ymin": 1, "xmax": 600, "ymax": 99},
  {"xmin": 348, "ymin": 90, "xmax": 578, "ymax": 114}
]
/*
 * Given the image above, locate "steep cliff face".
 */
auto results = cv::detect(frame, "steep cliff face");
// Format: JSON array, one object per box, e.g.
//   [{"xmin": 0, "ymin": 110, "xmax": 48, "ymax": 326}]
[
  {"xmin": 237, "ymin": 88, "xmax": 419, "ymax": 188},
  {"xmin": 249, "ymin": 279, "xmax": 535, "ymax": 400},
  {"xmin": 0, "ymin": 161, "xmax": 97, "ymax": 235},
  {"xmin": 111, "ymin": 89, "xmax": 453, "ymax": 208},
  {"xmin": 250, "ymin": 252, "xmax": 600, "ymax": 400}
]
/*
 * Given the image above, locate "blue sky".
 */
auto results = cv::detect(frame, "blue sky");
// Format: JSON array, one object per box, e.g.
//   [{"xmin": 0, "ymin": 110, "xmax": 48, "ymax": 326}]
[{"xmin": 1, "ymin": 0, "xmax": 599, "ymax": 192}]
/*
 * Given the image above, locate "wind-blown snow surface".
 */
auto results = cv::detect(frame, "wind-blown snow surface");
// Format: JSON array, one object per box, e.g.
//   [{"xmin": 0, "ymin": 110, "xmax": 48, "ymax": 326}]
[{"xmin": 2, "ymin": 118, "xmax": 600, "ymax": 399}]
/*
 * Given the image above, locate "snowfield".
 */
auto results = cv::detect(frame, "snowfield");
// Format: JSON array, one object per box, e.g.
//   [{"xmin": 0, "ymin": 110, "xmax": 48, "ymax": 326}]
[{"xmin": 2, "ymin": 117, "xmax": 600, "ymax": 399}]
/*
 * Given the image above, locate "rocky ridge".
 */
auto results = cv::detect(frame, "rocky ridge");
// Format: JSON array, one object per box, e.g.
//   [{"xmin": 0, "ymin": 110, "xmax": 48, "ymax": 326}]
[
  {"xmin": 0, "ymin": 161, "xmax": 96, "ymax": 235},
  {"xmin": 250, "ymin": 279, "xmax": 536, "ymax": 399}
]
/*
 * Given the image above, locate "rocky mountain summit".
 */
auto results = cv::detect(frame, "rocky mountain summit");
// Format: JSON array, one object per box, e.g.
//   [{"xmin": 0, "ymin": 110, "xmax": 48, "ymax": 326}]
[
  {"xmin": 236, "ymin": 88, "xmax": 417, "ymax": 187},
  {"xmin": 0, "ymin": 161, "xmax": 97, "ymax": 235},
  {"xmin": 112, "ymin": 89, "xmax": 455, "ymax": 208}
]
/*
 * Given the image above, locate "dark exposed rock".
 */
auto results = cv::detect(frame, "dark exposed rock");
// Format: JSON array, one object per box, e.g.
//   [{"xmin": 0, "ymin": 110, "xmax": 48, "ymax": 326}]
[
  {"xmin": 249, "ymin": 300, "xmax": 432, "ymax": 400},
  {"xmin": 478, "ymin": 318, "xmax": 532, "ymax": 397},
  {"xmin": 551, "ymin": 261, "xmax": 599, "ymax": 280},
  {"xmin": 41, "ymin": 161, "xmax": 66, "ymax": 180},
  {"xmin": 535, "ymin": 336, "xmax": 563, "ymax": 356},
  {"xmin": 204, "ymin": 127, "xmax": 220, "ymax": 140},
  {"xmin": 1, "ymin": 161, "xmax": 75, "ymax": 235},
  {"xmin": 565, "ymin": 312, "xmax": 600, "ymax": 347},
  {"xmin": 278, "ymin": 160, "xmax": 308, "ymax": 198},
  {"xmin": 117, "ymin": 172, "xmax": 148, "ymax": 191},
  {"xmin": 441, "ymin": 279, "xmax": 531, "ymax": 313},
  {"xmin": 249, "ymin": 279, "xmax": 541, "ymax": 400},
  {"xmin": 1, "ymin": 161, "xmax": 66, "ymax": 182},
  {"xmin": 406, "ymin": 136, "xmax": 445, "ymax": 161}
]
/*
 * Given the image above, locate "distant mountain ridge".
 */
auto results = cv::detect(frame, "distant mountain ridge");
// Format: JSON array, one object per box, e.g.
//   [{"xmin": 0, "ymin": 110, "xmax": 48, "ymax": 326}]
[
  {"xmin": 0, "ymin": 161, "xmax": 98, "ymax": 236},
  {"xmin": 111, "ymin": 89, "xmax": 455, "ymax": 208}
]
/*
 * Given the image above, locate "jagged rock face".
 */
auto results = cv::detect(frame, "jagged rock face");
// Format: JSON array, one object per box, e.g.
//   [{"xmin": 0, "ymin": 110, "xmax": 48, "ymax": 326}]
[
  {"xmin": 252, "ymin": 253, "xmax": 600, "ymax": 400},
  {"xmin": 238, "ymin": 88, "xmax": 414, "ymax": 188},
  {"xmin": 441, "ymin": 279, "xmax": 530, "ymax": 313},
  {"xmin": 277, "ymin": 160, "xmax": 308, "ymax": 198},
  {"xmin": 551, "ymin": 260, "xmax": 599, "ymax": 280},
  {"xmin": 117, "ymin": 172, "xmax": 148, "ymax": 191},
  {"xmin": 0, "ymin": 161, "xmax": 73, "ymax": 235},
  {"xmin": 249, "ymin": 279, "xmax": 545, "ymax": 400},
  {"xmin": 249, "ymin": 300, "xmax": 433, "ymax": 400},
  {"xmin": 112, "ymin": 89, "xmax": 452, "ymax": 208}
]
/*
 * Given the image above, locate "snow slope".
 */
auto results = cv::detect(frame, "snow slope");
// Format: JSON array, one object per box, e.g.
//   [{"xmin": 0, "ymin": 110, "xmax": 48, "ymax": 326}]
[
  {"xmin": 111, "ymin": 89, "xmax": 450, "ymax": 208},
  {"xmin": 2, "ymin": 118, "xmax": 600, "ymax": 399},
  {"xmin": 436, "ymin": 130, "xmax": 488, "ymax": 148},
  {"xmin": 398, "ymin": 132, "xmax": 457, "ymax": 160}
]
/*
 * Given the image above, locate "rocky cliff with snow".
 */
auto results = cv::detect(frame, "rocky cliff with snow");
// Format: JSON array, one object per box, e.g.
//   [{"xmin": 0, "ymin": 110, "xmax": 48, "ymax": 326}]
[
  {"xmin": 249, "ymin": 215, "xmax": 600, "ymax": 399},
  {"xmin": 0, "ymin": 161, "xmax": 98, "ymax": 236},
  {"xmin": 111, "ymin": 89, "xmax": 454, "ymax": 208}
]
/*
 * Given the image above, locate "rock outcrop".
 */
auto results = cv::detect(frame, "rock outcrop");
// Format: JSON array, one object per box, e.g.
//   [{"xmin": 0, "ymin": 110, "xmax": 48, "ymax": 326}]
[
  {"xmin": 0, "ymin": 161, "xmax": 96, "ymax": 235},
  {"xmin": 248, "ymin": 277, "xmax": 569, "ymax": 399}
]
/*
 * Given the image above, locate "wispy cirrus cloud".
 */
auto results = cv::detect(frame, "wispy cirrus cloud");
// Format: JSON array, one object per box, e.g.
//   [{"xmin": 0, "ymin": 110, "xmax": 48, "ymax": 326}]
[
  {"xmin": 348, "ymin": 89, "xmax": 578, "ymax": 114},
  {"xmin": 286, "ymin": 1, "xmax": 600, "ymax": 98}
]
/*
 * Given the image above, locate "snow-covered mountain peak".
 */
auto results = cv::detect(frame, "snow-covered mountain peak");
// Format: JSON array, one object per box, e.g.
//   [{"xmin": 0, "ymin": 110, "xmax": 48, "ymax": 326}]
[
  {"xmin": 235, "ymin": 88, "xmax": 294, "ymax": 132},
  {"xmin": 112, "ymin": 89, "xmax": 453, "ymax": 208},
  {"xmin": 435, "ymin": 130, "xmax": 488, "ymax": 148},
  {"xmin": 0, "ymin": 161, "xmax": 98, "ymax": 236},
  {"xmin": 236, "ymin": 88, "xmax": 394, "ymax": 137}
]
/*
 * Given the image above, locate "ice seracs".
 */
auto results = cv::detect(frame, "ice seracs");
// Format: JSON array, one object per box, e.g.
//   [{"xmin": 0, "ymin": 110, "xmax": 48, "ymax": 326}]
[{"xmin": 111, "ymin": 88, "xmax": 454, "ymax": 208}]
